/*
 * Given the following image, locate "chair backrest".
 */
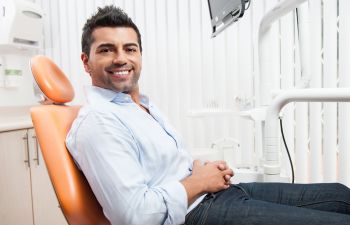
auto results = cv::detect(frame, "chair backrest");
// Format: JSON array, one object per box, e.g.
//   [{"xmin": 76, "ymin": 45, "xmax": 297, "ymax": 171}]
[{"xmin": 30, "ymin": 55, "xmax": 111, "ymax": 225}]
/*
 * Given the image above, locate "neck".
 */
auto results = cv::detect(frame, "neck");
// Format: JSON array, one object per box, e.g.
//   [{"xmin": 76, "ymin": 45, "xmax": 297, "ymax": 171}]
[
  {"xmin": 128, "ymin": 88, "xmax": 140, "ymax": 104},
  {"xmin": 127, "ymin": 88, "xmax": 149, "ymax": 114}
]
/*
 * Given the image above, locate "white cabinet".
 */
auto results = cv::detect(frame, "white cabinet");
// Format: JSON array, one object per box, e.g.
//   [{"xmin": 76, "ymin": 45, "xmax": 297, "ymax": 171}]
[
  {"xmin": 0, "ymin": 128, "xmax": 68, "ymax": 225},
  {"xmin": 0, "ymin": 129, "xmax": 33, "ymax": 225}
]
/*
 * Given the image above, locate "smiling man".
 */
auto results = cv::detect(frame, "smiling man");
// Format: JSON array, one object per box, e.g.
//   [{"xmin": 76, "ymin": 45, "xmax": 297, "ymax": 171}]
[
  {"xmin": 66, "ymin": 5, "xmax": 350, "ymax": 225},
  {"xmin": 67, "ymin": 5, "xmax": 234, "ymax": 225}
]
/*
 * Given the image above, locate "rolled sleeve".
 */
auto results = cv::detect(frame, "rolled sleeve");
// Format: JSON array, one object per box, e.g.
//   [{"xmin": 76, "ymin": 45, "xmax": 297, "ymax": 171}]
[{"xmin": 158, "ymin": 181, "xmax": 188, "ymax": 225}]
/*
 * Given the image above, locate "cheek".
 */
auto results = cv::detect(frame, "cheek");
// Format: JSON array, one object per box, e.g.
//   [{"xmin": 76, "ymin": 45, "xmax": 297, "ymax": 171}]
[
  {"xmin": 133, "ymin": 55, "xmax": 142, "ymax": 69},
  {"xmin": 90, "ymin": 61, "xmax": 105, "ymax": 73},
  {"xmin": 138, "ymin": 60, "xmax": 142, "ymax": 72},
  {"xmin": 89, "ymin": 64, "xmax": 107, "ymax": 80}
]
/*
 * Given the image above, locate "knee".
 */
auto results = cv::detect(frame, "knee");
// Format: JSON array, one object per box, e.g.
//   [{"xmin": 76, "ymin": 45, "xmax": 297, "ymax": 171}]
[
  {"xmin": 333, "ymin": 182, "xmax": 349, "ymax": 189},
  {"xmin": 331, "ymin": 183, "xmax": 350, "ymax": 194}
]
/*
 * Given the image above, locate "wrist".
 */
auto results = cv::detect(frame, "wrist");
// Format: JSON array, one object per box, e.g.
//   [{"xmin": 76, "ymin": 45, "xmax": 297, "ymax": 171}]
[
  {"xmin": 186, "ymin": 175, "xmax": 207, "ymax": 193},
  {"xmin": 181, "ymin": 175, "xmax": 207, "ymax": 205}
]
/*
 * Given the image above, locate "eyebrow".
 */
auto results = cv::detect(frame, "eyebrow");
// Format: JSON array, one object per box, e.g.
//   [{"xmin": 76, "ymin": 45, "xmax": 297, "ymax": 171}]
[
  {"xmin": 96, "ymin": 43, "xmax": 115, "ymax": 50},
  {"xmin": 96, "ymin": 42, "xmax": 139, "ymax": 49},
  {"xmin": 124, "ymin": 43, "xmax": 139, "ymax": 49}
]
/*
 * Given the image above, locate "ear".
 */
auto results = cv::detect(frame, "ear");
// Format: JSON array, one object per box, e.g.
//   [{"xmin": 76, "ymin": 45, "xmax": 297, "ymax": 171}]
[{"xmin": 81, "ymin": 53, "xmax": 91, "ymax": 73}]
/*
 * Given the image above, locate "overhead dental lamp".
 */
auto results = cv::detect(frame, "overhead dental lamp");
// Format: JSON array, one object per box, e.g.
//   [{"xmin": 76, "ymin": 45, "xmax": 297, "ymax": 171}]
[{"xmin": 207, "ymin": 0, "xmax": 251, "ymax": 37}]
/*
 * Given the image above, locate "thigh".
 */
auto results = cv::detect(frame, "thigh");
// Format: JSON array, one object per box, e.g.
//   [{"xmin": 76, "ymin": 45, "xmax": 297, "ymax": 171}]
[
  {"xmin": 237, "ymin": 182, "xmax": 350, "ymax": 214},
  {"xmin": 205, "ymin": 196, "xmax": 350, "ymax": 225},
  {"xmin": 186, "ymin": 194, "xmax": 215, "ymax": 225},
  {"xmin": 186, "ymin": 185, "xmax": 249, "ymax": 225}
]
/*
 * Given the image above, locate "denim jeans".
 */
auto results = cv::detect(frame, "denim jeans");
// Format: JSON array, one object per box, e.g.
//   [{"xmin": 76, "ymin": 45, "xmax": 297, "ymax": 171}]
[{"xmin": 185, "ymin": 182, "xmax": 350, "ymax": 225}]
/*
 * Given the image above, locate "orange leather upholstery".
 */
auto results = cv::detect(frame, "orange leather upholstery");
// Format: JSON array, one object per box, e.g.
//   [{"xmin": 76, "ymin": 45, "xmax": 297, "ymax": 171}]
[
  {"xmin": 30, "ymin": 55, "xmax": 74, "ymax": 104},
  {"xmin": 30, "ymin": 56, "xmax": 111, "ymax": 225}
]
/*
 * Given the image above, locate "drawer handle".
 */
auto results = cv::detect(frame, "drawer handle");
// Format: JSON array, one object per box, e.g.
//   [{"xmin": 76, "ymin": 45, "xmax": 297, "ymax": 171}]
[
  {"xmin": 32, "ymin": 135, "xmax": 40, "ymax": 165},
  {"xmin": 22, "ymin": 135, "xmax": 30, "ymax": 168}
]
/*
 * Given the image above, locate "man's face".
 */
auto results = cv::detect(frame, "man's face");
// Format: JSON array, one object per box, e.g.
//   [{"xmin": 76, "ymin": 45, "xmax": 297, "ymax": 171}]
[{"xmin": 82, "ymin": 27, "xmax": 142, "ymax": 95}]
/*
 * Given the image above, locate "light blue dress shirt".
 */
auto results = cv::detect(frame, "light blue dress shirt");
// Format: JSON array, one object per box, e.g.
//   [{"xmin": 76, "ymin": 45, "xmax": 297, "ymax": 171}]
[{"xmin": 66, "ymin": 86, "xmax": 197, "ymax": 225}]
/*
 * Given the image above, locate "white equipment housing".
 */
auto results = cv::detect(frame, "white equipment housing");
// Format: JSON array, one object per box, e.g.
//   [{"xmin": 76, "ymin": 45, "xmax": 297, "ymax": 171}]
[{"xmin": 0, "ymin": 0, "xmax": 43, "ymax": 49}]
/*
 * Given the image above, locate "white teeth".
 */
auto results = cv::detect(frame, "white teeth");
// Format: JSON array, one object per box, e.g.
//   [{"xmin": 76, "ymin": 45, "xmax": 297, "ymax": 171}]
[{"xmin": 113, "ymin": 70, "xmax": 129, "ymax": 76}]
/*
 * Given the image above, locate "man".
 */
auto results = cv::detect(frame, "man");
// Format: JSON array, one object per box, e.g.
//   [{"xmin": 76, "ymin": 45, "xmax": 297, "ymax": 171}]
[{"xmin": 66, "ymin": 5, "xmax": 350, "ymax": 225}]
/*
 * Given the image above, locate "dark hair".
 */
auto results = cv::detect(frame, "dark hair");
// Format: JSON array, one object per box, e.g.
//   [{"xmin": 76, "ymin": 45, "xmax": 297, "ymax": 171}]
[{"xmin": 81, "ymin": 5, "xmax": 142, "ymax": 56}]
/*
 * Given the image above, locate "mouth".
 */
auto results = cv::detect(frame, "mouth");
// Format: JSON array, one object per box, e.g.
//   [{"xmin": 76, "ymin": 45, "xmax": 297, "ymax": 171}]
[{"xmin": 108, "ymin": 69, "xmax": 132, "ymax": 79}]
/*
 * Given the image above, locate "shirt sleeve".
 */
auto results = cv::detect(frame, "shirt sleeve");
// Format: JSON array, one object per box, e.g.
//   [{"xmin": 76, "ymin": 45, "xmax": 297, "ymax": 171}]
[{"xmin": 66, "ymin": 110, "xmax": 188, "ymax": 225}]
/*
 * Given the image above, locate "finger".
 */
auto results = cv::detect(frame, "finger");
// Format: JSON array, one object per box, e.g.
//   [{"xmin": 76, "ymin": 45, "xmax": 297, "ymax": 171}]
[
  {"xmin": 223, "ymin": 184, "xmax": 230, "ymax": 189},
  {"xmin": 193, "ymin": 159, "xmax": 202, "ymax": 167},
  {"xmin": 226, "ymin": 169, "xmax": 234, "ymax": 176},
  {"xmin": 212, "ymin": 160, "xmax": 227, "ymax": 167},
  {"xmin": 221, "ymin": 168, "xmax": 234, "ymax": 176},
  {"xmin": 212, "ymin": 161, "xmax": 229, "ymax": 171},
  {"xmin": 228, "ymin": 169, "xmax": 234, "ymax": 176},
  {"xmin": 218, "ymin": 163, "xmax": 227, "ymax": 170},
  {"xmin": 224, "ymin": 174, "xmax": 232, "ymax": 182}
]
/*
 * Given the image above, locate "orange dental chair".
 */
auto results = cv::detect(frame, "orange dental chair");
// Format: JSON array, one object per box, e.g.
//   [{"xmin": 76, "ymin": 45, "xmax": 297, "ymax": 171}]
[{"xmin": 30, "ymin": 55, "xmax": 111, "ymax": 225}]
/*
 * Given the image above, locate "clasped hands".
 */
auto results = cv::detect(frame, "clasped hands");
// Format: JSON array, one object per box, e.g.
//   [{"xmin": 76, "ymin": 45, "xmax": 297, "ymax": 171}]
[{"xmin": 191, "ymin": 159, "xmax": 234, "ymax": 193}]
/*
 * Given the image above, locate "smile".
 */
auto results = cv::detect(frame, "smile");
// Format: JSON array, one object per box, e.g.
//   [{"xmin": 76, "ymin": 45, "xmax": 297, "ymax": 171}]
[
  {"xmin": 109, "ymin": 69, "xmax": 132, "ymax": 78},
  {"xmin": 113, "ymin": 70, "xmax": 130, "ymax": 76}
]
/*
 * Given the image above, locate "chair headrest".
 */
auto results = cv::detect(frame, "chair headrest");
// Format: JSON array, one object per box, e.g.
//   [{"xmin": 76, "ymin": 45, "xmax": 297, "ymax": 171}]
[{"xmin": 30, "ymin": 55, "xmax": 74, "ymax": 104}]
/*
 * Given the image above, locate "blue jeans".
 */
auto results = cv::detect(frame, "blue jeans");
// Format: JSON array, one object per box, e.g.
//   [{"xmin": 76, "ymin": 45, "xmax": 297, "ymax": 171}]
[{"xmin": 185, "ymin": 183, "xmax": 350, "ymax": 225}]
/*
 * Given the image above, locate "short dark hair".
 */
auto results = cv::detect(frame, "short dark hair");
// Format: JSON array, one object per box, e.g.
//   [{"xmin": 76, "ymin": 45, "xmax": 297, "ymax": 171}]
[{"xmin": 81, "ymin": 5, "xmax": 142, "ymax": 56}]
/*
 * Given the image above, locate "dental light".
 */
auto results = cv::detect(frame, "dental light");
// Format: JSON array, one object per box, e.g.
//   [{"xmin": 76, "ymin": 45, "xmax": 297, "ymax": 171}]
[{"xmin": 208, "ymin": 0, "xmax": 251, "ymax": 37}]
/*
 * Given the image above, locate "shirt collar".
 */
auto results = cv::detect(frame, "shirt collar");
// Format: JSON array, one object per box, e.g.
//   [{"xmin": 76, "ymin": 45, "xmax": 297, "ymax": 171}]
[{"xmin": 84, "ymin": 85, "xmax": 150, "ymax": 108}]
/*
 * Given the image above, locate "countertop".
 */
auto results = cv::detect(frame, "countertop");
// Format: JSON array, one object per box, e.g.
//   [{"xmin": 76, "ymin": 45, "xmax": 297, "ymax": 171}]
[{"xmin": 0, "ymin": 105, "xmax": 36, "ymax": 132}]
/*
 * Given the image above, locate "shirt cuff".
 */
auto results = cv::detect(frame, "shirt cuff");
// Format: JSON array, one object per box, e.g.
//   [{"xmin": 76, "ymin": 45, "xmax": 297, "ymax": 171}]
[{"xmin": 159, "ymin": 180, "xmax": 188, "ymax": 225}]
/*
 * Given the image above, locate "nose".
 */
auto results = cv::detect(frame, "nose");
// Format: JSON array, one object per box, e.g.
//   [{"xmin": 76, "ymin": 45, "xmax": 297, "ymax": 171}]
[{"xmin": 112, "ymin": 51, "xmax": 127, "ymax": 65}]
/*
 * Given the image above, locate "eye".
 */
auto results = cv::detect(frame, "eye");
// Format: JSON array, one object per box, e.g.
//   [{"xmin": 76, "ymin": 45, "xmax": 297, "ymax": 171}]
[
  {"xmin": 126, "ymin": 47, "xmax": 137, "ymax": 53},
  {"xmin": 97, "ymin": 46, "xmax": 116, "ymax": 54},
  {"xmin": 99, "ymin": 48, "xmax": 111, "ymax": 53}
]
